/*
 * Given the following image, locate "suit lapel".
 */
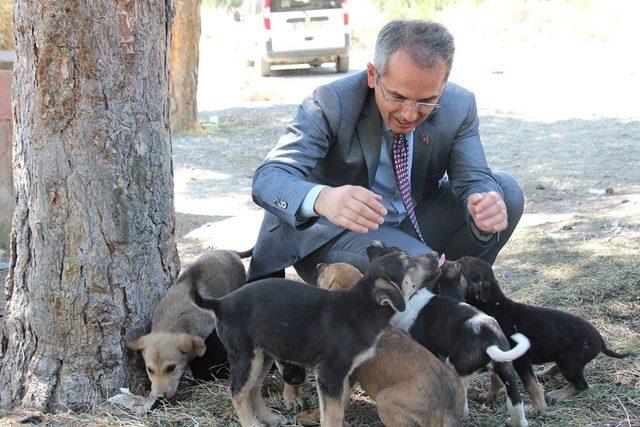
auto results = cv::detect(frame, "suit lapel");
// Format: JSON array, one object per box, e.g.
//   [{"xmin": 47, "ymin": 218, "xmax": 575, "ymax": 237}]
[
  {"xmin": 411, "ymin": 120, "xmax": 437, "ymax": 201},
  {"xmin": 356, "ymin": 93, "xmax": 382, "ymax": 188}
]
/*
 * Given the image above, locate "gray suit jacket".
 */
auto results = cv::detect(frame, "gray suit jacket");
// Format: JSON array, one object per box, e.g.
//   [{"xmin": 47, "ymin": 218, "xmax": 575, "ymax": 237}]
[{"xmin": 247, "ymin": 71, "xmax": 500, "ymax": 281}]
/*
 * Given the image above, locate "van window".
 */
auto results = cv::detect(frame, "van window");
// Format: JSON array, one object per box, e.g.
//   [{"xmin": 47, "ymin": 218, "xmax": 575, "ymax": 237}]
[{"xmin": 271, "ymin": 0, "xmax": 342, "ymax": 12}]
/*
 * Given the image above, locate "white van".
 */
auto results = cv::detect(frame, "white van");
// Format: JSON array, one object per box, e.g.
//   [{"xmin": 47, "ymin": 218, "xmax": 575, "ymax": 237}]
[{"xmin": 235, "ymin": 0, "xmax": 350, "ymax": 77}]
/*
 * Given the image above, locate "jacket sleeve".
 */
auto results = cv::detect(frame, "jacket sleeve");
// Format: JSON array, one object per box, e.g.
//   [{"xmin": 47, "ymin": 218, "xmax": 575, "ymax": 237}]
[
  {"xmin": 446, "ymin": 91, "xmax": 503, "ymax": 242},
  {"xmin": 252, "ymin": 84, "xmax": 341, "ymax": 228}
]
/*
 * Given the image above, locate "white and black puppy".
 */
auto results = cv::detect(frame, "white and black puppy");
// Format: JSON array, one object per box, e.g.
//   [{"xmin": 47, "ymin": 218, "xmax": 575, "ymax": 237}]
[
  {"xmin": 191, "ymin": 247, "xmax": 441, "ymax": 427},
  {"xmin": 368, "ymin": 243, "xmax": 530, "ymax": 427},
  {"xmin": 438, "ymin": 256, "xmax": 631, "ymax": 413}
]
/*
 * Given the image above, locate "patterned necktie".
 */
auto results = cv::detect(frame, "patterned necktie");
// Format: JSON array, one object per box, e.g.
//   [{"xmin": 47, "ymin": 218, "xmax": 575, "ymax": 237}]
[{"xmin": 392, "ymin": 133, "xmax": 425, "ymax": 243}]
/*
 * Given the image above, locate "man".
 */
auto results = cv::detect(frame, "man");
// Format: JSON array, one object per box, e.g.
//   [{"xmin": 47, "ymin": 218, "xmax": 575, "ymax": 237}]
[{"xmin": 248, "ymin": 20, "xmax": 524, "ymax": 284}]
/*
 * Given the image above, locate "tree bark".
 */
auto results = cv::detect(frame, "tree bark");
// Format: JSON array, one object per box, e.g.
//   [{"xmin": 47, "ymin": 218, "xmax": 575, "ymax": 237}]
[
  {"xmin": 1, "ymin": 0, "xmax": 179, "ymax": 411},
  {"xmin": 170, "ymin": 0, "xmax": 202, "ymax": 132}
]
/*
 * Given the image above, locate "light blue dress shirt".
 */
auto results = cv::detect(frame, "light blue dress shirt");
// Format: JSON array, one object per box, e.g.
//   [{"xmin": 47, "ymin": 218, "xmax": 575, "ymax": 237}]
[{"xmin": 299, "ymin": 123, "xmax": 413, "ymax": 225}]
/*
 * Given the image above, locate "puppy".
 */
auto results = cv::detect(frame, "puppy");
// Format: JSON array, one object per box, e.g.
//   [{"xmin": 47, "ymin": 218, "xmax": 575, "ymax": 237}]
[
  {"xmin": 277, "ymin": 361, "xmax": 307, "ymax": 413},
  {"xmin": 368, "ymin": 243, "xmax": 530, "ymax": 427},
  {"xmin": 127, "ymin": 249, "xmax": 250, "ymax": 398},
  {"xmin": 438, "ymin": 256, "xmax": 631, "ymax": 412},
  {"xmin": 296, "ymin": 262, "xmax": 465, "ymax": 427},
  {"xmin": 191, "ymin": 248, "xmax": 441, "ymax": 427}
]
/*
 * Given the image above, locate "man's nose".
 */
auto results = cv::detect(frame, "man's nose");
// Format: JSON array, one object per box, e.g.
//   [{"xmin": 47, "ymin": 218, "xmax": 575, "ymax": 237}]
[{"xmin": 400, "ymin": 102, "xmax": 419, "ymax": 122}]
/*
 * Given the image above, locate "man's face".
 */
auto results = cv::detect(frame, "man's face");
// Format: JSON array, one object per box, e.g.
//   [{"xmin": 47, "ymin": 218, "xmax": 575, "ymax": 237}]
[{"xmin": 367, "ymin": 50, "xmax": 447, "ymax": 134}]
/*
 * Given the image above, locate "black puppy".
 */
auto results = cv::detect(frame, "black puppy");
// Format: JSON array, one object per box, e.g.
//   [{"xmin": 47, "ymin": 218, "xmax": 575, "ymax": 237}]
[
  {"xmin": 438, "ymin": 256, "xmax": 631, "ymax": 413},
  {"xmin": 368, "ymin": 243, "xmax": 530, "ymax": 427},
  {"xmin": 191, "ymin": 247, "xmax": 441, "ymax": 427}
]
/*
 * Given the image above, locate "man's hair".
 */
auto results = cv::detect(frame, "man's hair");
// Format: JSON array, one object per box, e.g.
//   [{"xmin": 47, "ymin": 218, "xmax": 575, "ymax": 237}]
[{"xmin": 373, "ymin": 20, "xmax": 455, "ymax": 79}]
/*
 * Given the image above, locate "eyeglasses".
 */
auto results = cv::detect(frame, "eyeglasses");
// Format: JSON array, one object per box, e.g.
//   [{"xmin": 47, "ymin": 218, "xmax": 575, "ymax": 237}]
[{"xmin": 375, "ymin": 72, "xmax": 441, "ymax": 114}]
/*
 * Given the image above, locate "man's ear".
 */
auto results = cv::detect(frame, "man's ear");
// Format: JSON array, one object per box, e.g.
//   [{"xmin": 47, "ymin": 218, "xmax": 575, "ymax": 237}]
[
  {"xmin": 126, "ymin": 335, "xmax": 147, "ymax": 352},
  {"xmin": 179, "ymin": 334, "xmax": 207, "ymax": 358},
  {"xmin": 367, "ymin": 62, "xmax": 376, "ymax": 89},
  {"xmin": 373, "ymin": 279, "xmax": 406, "ymax": 312}
]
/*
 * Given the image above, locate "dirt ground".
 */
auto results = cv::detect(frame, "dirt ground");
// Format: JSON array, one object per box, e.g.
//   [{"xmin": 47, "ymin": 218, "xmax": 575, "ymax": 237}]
[
  {"xmin": 167, "ymin": 101, "xmax": 640, "ymax": 426},
  {"xmin": 1, "ymin": 1, "xmax": 639, "ymax": 426},
  {"xmin": 169, "ymin": 2, "xmax": 640, "ymax": 425}
]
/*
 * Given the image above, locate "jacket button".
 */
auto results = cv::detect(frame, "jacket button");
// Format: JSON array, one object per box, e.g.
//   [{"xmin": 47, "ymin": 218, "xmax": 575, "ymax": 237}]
[
  {"xmin": 274, "ymin": 198, "xmax": 288, "ymax": 210},
  {"xmin": 292, "ymin": 255, "xmax": 299, "ymax": 263}
]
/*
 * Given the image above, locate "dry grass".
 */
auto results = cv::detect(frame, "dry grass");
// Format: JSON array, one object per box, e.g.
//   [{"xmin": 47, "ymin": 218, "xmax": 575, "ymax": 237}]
[
  {"xmin": 3, "ymin": 206, "xmax": 637, "ymax": 425},
  {"xmin": 2, "ymin": 0, "xmax": 639, "ymax": 425}
]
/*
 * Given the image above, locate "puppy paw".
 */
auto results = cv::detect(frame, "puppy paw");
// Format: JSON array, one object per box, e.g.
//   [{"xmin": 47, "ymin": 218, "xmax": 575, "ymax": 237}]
[
  {"xmin": 263, "ymin": 413, "xmax": 287, "ymax": 426},
  {"xmin": 546, "ymin": 390, "xmax": 562, "ymax": 404},
  {"xmin": 283, "ymin": 384, "xmax": 306, "ymax": 412},
  {"xmin": 532, "ymin": 403, "xmax": 548, "ymax": 416},
  {"xmin": 295, "ymin": 409, "xmax": 320, "ymax": 426},
  {"xmin": 507, "ymin": 417, "xmax": 528, "ymax": 427}
]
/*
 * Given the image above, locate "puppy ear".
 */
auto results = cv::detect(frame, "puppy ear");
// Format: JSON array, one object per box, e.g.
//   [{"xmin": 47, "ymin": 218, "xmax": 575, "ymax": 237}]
[
  {"xmin": 366, "ymin": 241, "xmax": 388, "ymax": 261},
  {"xmin": 373, "ymin": 279, "xmax": 406, "ymax": 312},
  {"xmin": 179, "ymin": 334, "xmax": 207, "ymax": 358},
  {"xmin": 316, "ymin": 270, "xmax": 331, "ymax": 290},
  {"xmin": 470, "ymin": 276, "xmax": 492, "ymax": 302},
  {"xmin": 126, "ymin": 335, "xmax": 147, "ymax": 352}
]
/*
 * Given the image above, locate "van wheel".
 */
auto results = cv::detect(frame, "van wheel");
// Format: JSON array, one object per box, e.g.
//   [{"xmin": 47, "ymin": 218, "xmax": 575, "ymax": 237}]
[
  {"xmin": 260, "ymin": 58, "xmax": 271, "ymax": 77},
  {"xmin": 336, "ymin": 55, "xmax": 349, "ymax": 73}
]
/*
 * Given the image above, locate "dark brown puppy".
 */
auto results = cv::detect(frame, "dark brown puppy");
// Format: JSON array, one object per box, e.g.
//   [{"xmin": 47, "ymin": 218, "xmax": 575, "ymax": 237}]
[
  {"xmin": 438, "ymin": 256, "xmax": 631, "ymax": 412},
  {"xmin": 192, "ymin": 249, "xmax": 441, "ymax": 427}
]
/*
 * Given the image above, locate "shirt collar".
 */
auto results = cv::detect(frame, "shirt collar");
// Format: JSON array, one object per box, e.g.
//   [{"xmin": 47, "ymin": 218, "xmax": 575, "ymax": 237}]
[{"xmin": 382, "ymin": 121, "xmax": 414, "ymax": 139}]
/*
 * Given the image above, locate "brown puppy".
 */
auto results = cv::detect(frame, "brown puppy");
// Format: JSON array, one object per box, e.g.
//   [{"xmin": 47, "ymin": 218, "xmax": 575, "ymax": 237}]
[
  {"xmin": 297, "ymin": 262, "xmax": 465, "ymax": 427},
  {"xmin": 127, "ymin": 249, "xmax": 249, "ymax": 398}
]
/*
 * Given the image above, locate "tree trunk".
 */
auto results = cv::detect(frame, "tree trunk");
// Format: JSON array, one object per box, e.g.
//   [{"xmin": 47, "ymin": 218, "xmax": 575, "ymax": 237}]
[
  {"xmin": 170, "ymin": 0, "xmax": 201, "ymax": 132},
  {"xmin": 0, "ymin": 0, "xmax": 179, "ymax": 412}
]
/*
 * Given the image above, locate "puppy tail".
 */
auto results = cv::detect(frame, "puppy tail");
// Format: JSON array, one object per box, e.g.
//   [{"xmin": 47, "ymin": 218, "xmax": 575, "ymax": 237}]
[
  {"xmin": 602, "ymin": 344, "xmax": 631, "ymax": 359},
  {"xmin": 188, "ymin": 281, "xmax": 220, "ymax": 317},
  {"xmin": 235, "ymin": 247, "xmax": 253, "ymax": 259},
  {"xmin": 486, "ymin": 333, "xmax": 530, "ymax": 362}
]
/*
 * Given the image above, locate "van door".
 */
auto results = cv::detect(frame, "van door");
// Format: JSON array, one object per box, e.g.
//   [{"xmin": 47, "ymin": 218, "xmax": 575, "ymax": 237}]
[{"xmin": 269, "ymin": 0, "xmax": 346, "ymax": 53}]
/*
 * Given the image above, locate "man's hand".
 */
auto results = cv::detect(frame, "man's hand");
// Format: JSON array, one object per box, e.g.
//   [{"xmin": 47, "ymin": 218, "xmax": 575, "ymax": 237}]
[
  {"xmin": 467, "ymin": 191, "xmax": 508, "ymax": 233},
  {"xmin": 314, "ymin": 185, "xmax": 387, "ymax": 234}
]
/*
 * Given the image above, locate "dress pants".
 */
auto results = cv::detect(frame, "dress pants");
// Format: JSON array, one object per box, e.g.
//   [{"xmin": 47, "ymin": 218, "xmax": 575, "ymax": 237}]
[{"xmin": 293, "ymin": 171, "xmax": 524, "ymax": 285}]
